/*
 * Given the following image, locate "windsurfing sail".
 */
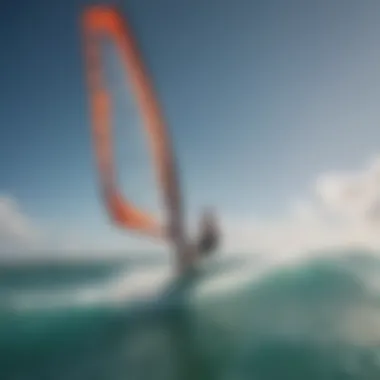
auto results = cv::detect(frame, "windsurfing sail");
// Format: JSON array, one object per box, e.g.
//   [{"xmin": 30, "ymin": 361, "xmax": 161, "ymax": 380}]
[{"xmin": 82, "ymin": 5, "xmax": 192, "ymax": 272}]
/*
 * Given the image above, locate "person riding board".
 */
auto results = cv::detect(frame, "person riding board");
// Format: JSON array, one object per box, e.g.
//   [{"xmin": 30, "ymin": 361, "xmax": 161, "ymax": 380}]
[
  {"xmin": 179, "ymin": 208, "xmax": 220, "ymax": 276},
  {"xmin": 196, "ymin": 208, "xmax": 219, "ymax": 257}
]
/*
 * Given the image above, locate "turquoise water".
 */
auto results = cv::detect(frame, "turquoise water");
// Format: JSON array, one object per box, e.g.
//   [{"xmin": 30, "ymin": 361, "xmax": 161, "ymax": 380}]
[{"xmin": 2, "ymin": 251, "xmax": 380, "ymax": 379}]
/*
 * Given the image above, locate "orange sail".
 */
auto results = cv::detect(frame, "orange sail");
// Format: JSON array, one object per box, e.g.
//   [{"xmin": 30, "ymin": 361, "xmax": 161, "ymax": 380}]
[{"xmin": 82, "ymin": 6, "xmax": 191, "ymax": 269}]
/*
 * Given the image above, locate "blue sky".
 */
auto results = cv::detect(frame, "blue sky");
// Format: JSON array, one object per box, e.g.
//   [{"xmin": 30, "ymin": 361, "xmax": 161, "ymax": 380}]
[{"xmin": 2, "ymin": 0, "xmax": 380, "ymax": 254}]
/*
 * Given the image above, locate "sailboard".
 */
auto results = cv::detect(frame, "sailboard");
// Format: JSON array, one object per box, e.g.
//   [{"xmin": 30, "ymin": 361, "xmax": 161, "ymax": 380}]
[{"xmin": 82, "ymin": 5, "xmax": 193, "ymax": 273}]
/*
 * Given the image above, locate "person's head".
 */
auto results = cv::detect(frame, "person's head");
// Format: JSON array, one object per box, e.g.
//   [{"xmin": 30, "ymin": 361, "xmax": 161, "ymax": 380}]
[{"xmin": 201, "ymin": 207, "xmax": 216, "ymax": 225}]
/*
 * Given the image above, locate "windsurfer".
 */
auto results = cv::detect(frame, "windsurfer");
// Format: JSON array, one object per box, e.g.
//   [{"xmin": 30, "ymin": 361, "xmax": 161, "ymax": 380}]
[{"xmin": 197, "ymin": 208, "xmax": 219, "ymax": 257}]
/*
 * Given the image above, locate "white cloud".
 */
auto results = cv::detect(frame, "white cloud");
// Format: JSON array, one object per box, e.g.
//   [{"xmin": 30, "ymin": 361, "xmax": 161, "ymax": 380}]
[
  {"xmin": 3, "ymin": 155, "xmax": 380, "ymax": 259},
  {"xmin": 0, "ymin": 194, "xmax": 165, "ymax": 258},
  {"xmin": 223, "ymin": 155, "xmax": 380, "ymax": 257},
  {"xmin": 54, "ymin": 226, "xmax": 167, "ymax": 256},
  {"xmin": 0, "ymin": 195, "xmax": 43, "ymax": 253}
]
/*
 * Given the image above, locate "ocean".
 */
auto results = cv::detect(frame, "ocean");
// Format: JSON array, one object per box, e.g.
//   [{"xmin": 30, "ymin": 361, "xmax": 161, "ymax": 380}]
[{"xmin": 2, "ymin": 250, "xmax": 380, "ymax": 380}]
